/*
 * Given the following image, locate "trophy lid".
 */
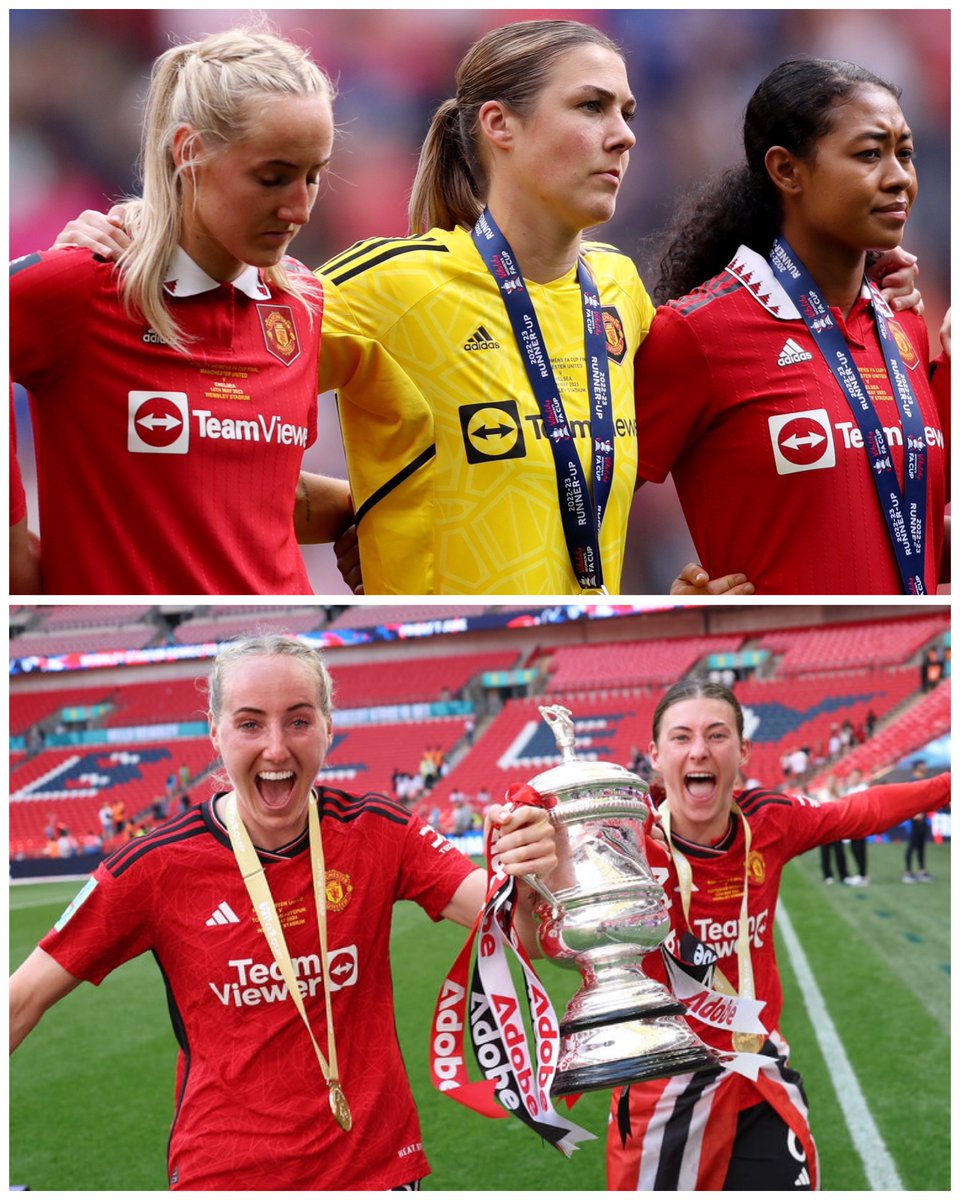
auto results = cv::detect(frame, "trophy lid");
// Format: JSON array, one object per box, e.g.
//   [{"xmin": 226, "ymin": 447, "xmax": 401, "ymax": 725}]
[{"xmin": 529, "ymin": 704, "xmax": 648, "ymax": 798}]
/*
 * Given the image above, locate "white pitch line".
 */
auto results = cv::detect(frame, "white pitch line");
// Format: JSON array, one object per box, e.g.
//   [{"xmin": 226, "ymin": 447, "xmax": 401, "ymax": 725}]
[{"xmin": 776, "ymin": 899, "xmax": 903, "ymax": 1190}]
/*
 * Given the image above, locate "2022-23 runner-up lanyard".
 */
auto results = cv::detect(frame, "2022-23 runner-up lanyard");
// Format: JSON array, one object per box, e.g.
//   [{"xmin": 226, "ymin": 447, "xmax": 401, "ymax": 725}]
[
  {"xmin": 471, "ymin": 209, "xmax": 615, "ymax": 594},
  {"xmin": 768, "ymin": 236, "xmax": 928, "ymax": 594},
  {"xmin": 223, "ymin": 791, "xmax": 352, "ymax": 1132}
]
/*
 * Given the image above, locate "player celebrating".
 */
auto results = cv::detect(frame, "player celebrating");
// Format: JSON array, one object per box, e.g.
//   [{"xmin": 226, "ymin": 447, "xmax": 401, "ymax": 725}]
[
  {"xmin": 605, "ymin": 678, "xmax": 951, "ymax": 1189},
  {"xmin": 9, "ymin": 635, "xmax": 557, "ymax": 1190},
  {"xmin": 632, "ymin": 58, "xmax": 949, "ymax": 594},
  {"xmin": 9, "ymin": 27, "xmax": 352, "ymax": 594}
]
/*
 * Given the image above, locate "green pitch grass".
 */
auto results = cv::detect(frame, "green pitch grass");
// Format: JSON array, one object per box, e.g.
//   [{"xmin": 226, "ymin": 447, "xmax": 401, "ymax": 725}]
[{"xmin": 9, "ymin": 839, "xmax": 949, "ymax": 1190}]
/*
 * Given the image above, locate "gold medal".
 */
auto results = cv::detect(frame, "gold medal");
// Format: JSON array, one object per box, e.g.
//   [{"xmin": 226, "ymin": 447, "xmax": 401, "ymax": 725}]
[
  {"xmin": 732, "ymin": 1031, "xmax": 765, "ymax": 1054},
  {"xmin": 328, "ymin": 1080, "xmax": 352, "ymax": 1132}
]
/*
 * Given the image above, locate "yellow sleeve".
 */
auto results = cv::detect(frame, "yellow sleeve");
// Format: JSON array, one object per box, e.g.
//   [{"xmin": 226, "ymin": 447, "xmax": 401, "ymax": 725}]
[{"xmin": 316, "ymin": 272, "xmax": 436, "ymax": 594}]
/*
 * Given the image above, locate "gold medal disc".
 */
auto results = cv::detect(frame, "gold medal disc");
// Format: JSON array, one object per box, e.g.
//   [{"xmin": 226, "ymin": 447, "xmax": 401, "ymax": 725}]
[
  {"xmin": 328, "ymin": 1081, "xmax": 352, "ymax": 1132},
  {"xmin": 732, "ymin": 1031, "xmax": 765, "ymax": 1054}
]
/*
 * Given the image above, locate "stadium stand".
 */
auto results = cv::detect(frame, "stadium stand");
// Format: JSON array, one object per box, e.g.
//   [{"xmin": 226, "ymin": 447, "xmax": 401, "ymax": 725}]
[
  {"xmin": 10, "ymin": 605, "xmax": 950, "ymax": 864},
  {"xmin": 543, "ymin": 635, "xmax": 747, "ymax": 692},
  {"xmin": 9, "ymin": 625, "xmax": 160, "ymax": 657},
  {"xmin": 755, "ymin": 614, "xmax": 949, "ymax": 672},
  {"xmin": 327, "ymin": 651, "xmax": 520, "ymax": 708},
  {"xmin": 172, "ymin": 610, "xmax": 327, "ymax": 644}
]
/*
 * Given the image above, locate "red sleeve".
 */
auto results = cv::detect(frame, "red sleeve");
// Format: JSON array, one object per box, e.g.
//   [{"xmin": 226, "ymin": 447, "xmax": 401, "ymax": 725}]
[
  {"xmin": 10, "ymin": 248, "xmax": 94, "ymax": 390},
  {"xmin": 9, "ymin": 388, "xmax": 26, "ymax": 525},
  {"xmin": 39, "ymin": 862, "xmax": 157, "ymax": 985},
  {"xmin": 930, "ymin": 352, "xmax": 950, "ymax": 496},
  {"xmin": 783, "ymin": 772, "xmax": 951, "ymax": 857},
  {"xmin": 396, "ymin": 811, "xmax": 477, "ymax": 921},
  {"xmin": 633, "ymin": 305, "xmax": 717, "ymax": 485}
]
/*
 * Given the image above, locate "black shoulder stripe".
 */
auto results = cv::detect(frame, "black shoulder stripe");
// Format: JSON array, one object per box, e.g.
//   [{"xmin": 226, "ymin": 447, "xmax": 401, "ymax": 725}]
[
  {"xmin": 104, "ymin": 810, "xmax": 209, "ymax": 877},
  {"xmin": 353, "ymin": 444, "xmax": 436, "ymax": 525},
  {"xmin": 326, "ymin": 242, "xmax": 450, "ymax": 286},
  {"xmin": 737, "ymin": 788, "xmax": 793, "ymax": 816},
  {"xmin": 668, "ymin": 273, "xmax": 742, "ymax": 317},
  {"xmin": 321, "ymin": 236, "xmax": 424, "ymax": 274},
  {"xmin": 10, "ymin": 252, "xmax": 42, "ymax": 276},
  {"xmin": 320, "ymin": 787, "xmax": 410, "ymax": 826}
]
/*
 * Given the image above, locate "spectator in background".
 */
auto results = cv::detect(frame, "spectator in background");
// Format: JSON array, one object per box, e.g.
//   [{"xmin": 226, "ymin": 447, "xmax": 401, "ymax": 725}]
[
  {"xmin": 98, "ymin": 801, "xmax": 113, "ymax": 840},
  {"xmin": 842, "ymin": 768, "xmax": 870, "ymax": 886},
  {"xmin": 110, "ymin": 800, "xmax": 125, "ymax": 837},
  {"xmin": 921, "ymin": 646, "xmax": 945, "ymax": 692},
  {"xmin": 451, "ymin": 794, "xmax": 473, "ymax": 836},
  {"xmin": 903, "ymin": 760, "xmax": 934, "ymax": 883},
  {"xmin": 818, "ymin": 777, "xmax": 854, "ymax": 886}
]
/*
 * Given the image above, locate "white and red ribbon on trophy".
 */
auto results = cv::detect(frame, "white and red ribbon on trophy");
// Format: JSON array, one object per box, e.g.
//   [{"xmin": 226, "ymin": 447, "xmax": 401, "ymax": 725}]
[{"xmin": 429, "ymin": 784, "xmax": 595, "ymax": 1155}]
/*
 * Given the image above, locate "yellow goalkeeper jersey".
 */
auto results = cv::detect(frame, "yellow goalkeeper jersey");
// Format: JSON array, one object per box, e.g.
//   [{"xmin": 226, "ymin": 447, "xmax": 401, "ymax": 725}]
[{"xmin": 317, "ymin": 225, "xmax": 654, "ymax": 595}]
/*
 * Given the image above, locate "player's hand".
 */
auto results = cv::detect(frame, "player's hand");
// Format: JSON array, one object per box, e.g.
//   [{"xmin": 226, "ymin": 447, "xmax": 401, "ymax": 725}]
[
  {"xmin": 333, "ymin": 524, "xmax": 363, "ymax": 595},
  {"xmin": 51, "ymin": 204, "xmax": 131, "ymax": 259},
  {"xmin": 485, "ymin": 802, "xmax": 557, "ymax": 880},
  {"xmin": 939, "ymin": 308, "xmax": 951, "ymax": 358},
  {"xmin": 670, "ymin": 563, "xmax": 755, "ymax": 595},
  {"xmin": 867, "ymin": 246, "xmax": 922, "ymax": 314}
]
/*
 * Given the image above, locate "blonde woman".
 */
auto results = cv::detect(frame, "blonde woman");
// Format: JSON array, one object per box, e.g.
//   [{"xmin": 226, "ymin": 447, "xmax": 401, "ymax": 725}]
[
  {"xmin": 10, "ymin": 635, "xmax": 556, "ymax": 1189},
  {"xmin": 10, "ymin": 28, "xmax": 350, "ymax": 593}
]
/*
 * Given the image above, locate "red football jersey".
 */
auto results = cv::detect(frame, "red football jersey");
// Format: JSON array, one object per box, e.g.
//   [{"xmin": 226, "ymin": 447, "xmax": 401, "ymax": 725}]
[
  {"xmin": 10, "ymin": 247, "xmax": 321, "ymax": 594},
  {"xmin": 607, "ymin": 772, "xmax": 951, "ymax": 1189},
  {"xmin": 40, "ymin": 791, "xmax": 476, "ymax": 1190},
  {"xmin": 635, "ymin": 247, "xmax": 947, "ymax": 594}
]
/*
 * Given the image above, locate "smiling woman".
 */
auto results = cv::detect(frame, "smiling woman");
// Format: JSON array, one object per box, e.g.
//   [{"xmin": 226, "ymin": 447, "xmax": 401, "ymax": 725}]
[
  {"xmin": 8, "ymin": 633, "xmax": 559, "ymax": 1190},
  {"xmin": 605, "ymin": 676, "xmax": 951, "ymax": 1190}
]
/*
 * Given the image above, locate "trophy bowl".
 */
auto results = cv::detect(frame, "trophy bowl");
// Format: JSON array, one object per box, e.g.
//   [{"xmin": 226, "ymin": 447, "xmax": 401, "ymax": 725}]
[{"xmin": 528, "ymin": 705, "xmax": 719, "ymax": 1095}]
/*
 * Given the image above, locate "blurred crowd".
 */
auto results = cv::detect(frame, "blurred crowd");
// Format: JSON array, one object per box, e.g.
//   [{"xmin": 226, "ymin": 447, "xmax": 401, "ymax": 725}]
[{"xmin": 10, "ymin": 8, "xmax": 951, "ymax": 594}]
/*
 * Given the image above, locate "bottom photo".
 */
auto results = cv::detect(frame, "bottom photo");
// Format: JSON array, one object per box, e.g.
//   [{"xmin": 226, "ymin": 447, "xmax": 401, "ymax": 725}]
[{"xmin": 8, "ymin": 600, "xmax": 951, "ymax": 1192}]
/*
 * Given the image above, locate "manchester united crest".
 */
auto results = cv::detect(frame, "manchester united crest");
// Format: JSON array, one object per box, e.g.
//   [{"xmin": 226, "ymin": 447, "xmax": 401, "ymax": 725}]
[
  {"xmin": 325, "ymin": 869, "xmax": 354, "ymax": 912},
  {"xmin": 747, "ymin": 850, "xmax": 766, "ymax": 886},
  {"xmin": 601, "ymin": 306, "xmax": 627, "ymax": 364},
  {"xmin": 257, "ymin": 304, "xmax": 301, "ymax": 365},
  {"xmin": 887, "ymin": 318, "xmax": 920, "ymax": 370}
]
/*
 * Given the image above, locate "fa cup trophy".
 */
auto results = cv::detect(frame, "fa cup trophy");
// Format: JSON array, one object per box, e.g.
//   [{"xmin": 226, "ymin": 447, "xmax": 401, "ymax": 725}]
[{"xmin": 528, "ymin": 704, "xmax": 718, "ymax": 1096}]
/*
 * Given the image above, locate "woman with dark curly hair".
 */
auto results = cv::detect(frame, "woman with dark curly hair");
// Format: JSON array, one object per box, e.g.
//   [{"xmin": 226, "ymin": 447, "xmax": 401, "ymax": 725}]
[{"xmin": 633, "ymin": 58, "xmax": 949, "ymax": 596}]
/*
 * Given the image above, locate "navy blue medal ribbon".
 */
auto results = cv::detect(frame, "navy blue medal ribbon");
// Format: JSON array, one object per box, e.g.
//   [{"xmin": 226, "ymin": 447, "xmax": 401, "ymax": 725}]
[
  {"xmin": 472, "ymin": 209, "xmax": 614, "ymax": 593},
  {"xmin": 768, "ymin": 236, "xmax": 927, "ymax": 594}
]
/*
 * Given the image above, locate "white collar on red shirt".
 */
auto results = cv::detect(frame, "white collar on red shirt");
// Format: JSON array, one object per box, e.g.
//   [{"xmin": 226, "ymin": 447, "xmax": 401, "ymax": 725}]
[
  {"xmin": 727, "ymin": 244, "xmax": 872, "ymax": 321},
  {"xmin": 163, "ymin": 245, "xmax": 273, "ymax": 301}
]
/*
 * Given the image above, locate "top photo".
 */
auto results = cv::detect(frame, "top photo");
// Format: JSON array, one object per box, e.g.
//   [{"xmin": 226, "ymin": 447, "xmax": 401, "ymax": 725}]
[{"xmin": 9, "ymin": 8, "xmax": 951, "ymax": 598}]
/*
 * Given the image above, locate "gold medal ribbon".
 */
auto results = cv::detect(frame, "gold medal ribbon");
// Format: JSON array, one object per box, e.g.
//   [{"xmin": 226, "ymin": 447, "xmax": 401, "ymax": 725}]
[
  {"xmin": 223, "ymin": 791, "xmax": 352, "ymax": 1131},
  {"xmin": 660, "ymin": 800, "xmax": 764, "ymax": 1054}
]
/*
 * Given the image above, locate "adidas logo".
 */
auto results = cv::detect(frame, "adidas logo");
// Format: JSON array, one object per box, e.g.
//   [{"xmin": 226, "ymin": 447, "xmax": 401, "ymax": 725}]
[
  {"xmin": 778, "ymin": 338, "xmax": 813, "ymax": 366},
  {"xmin": 206, "ymin": 901, "xmax": 241, "ymax": 927},
  {"xmin": 463, "ymin": 325, "xmax": 500, "ymax": 351},
  {"xmin": 794, "ymin": 1166, "xmax": 811, "ymax": 1187}
]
